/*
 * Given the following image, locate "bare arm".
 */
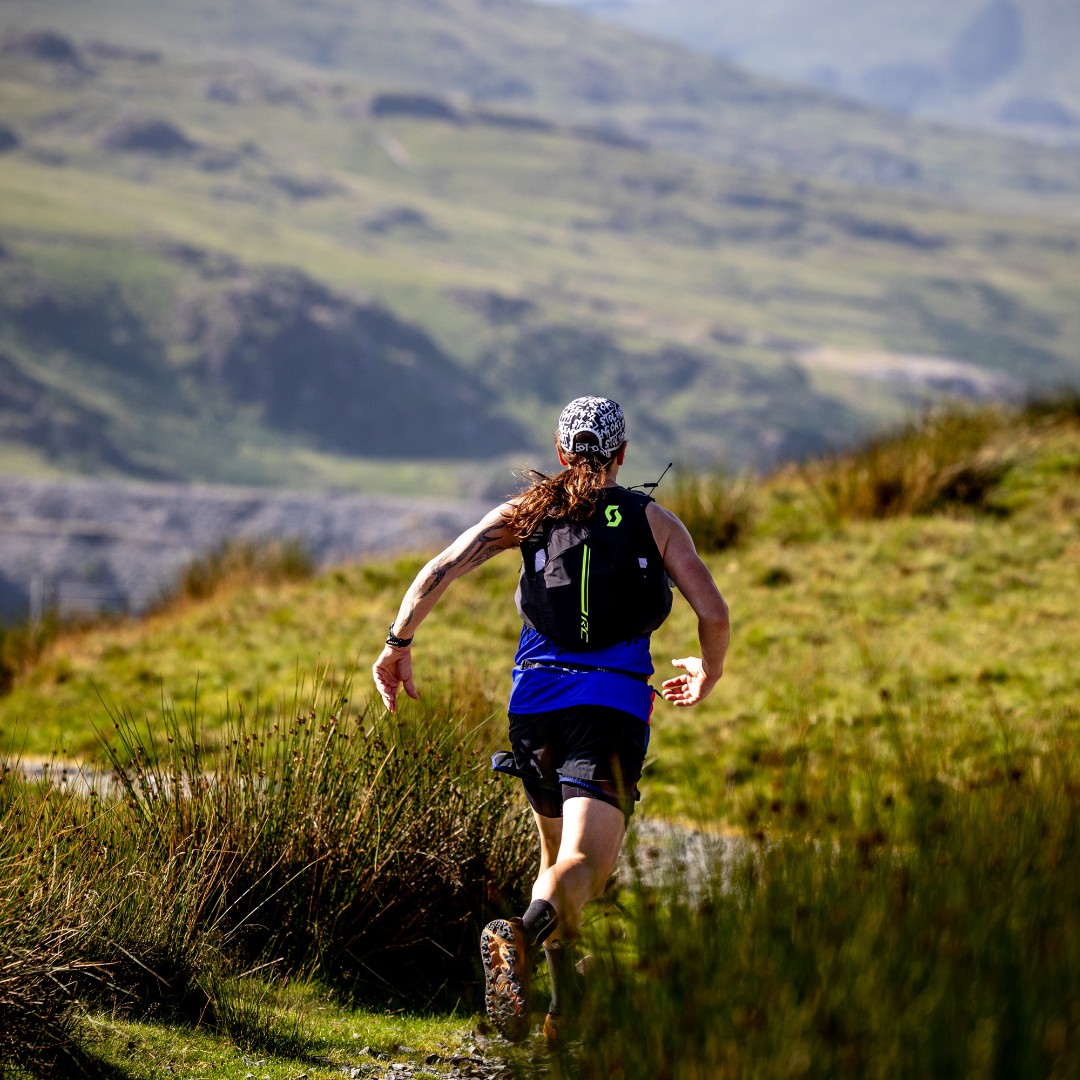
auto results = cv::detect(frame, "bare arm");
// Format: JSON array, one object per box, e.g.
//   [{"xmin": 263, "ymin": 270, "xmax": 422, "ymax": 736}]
[
  {"xmin": 646, "ymin": 502, "xmax": 730, "ymax": 707},
  {"xmin": 372, "ymin": 504, "xmax": 517, "ymax": 712}
]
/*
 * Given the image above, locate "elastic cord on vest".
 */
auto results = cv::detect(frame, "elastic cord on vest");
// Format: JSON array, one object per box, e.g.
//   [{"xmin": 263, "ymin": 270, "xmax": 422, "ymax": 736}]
[{"xmin": 519, "ymin": 658, "xmax": 651, "ymax": 682}]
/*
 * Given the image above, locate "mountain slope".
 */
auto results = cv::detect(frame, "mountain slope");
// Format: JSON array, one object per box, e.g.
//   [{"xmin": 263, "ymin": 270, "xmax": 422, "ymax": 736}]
[
  {"xmin": 541, "ymin": 0, "xmax": 1080, "ymax": 141},
  {"xmin": 1, "ymin": 31, "xmax": 1080, "ymax": 490},
  {"xmin": 3, "ymin": 0, "xmax": 1080, "ymax": 215}
]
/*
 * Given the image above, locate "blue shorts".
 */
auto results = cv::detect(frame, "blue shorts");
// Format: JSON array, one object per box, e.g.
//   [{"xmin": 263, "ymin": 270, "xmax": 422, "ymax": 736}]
[{"xmin": 492, "ymin": 704, "xmax": 650, "ymax": 821}]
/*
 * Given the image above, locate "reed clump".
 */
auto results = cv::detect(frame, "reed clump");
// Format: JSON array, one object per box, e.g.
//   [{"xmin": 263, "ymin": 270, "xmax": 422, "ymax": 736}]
[
  {"xmin": 557, "ymin": 746, "xmax": 1080, "ymax": 1079},
  {"xmin": 796, "ymin": 404, "xmax": 1016, "ymax": 522},
  {"xmin": 0, "ymin": 680, "xmax": 533, "ymax": 1070},
  {"xmin": 664, "ymin": 469, "xmax": 756, "ymax": 552}
]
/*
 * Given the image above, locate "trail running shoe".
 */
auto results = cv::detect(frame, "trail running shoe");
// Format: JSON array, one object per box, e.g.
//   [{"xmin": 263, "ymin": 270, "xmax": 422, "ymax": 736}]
[
  {"xmin": 542, "ymin": 1009, "xmax": 572, "ymax": 1044},
  {"xmin": 541, "ymin": 953, "xmax": 591, "ymax": 1045},
  {"xmin": 480, "ymin": 917, "xmax": 531, "ymax": 1042}
]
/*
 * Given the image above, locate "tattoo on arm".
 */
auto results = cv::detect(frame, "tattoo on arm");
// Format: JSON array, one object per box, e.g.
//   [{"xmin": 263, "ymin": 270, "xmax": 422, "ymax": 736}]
[
  {"xmin": 399, "ymin": 524, "xmax": 509, "ymax": 626},
  {"xmin": 416, "ymin": 525, "xmax": 505, "ymax": 599}
]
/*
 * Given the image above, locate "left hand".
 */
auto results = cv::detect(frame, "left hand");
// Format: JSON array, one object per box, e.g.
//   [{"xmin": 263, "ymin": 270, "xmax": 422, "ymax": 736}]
[
  {"xmin": 372, "ymin": 646, "xmax": 419, "ymax": 713},
  {"xmin": 660, "ymin": 656, "xmax": 719, "ymax": 707}
]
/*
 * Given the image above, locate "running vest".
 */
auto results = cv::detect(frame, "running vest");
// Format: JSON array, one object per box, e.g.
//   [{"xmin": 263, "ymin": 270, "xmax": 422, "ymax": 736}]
[{"xmin": 515, "ymin": 487, "xmax": 673, "ymax": 651}]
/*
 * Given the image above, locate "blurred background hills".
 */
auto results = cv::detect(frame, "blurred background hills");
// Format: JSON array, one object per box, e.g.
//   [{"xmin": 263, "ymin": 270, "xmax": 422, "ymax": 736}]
[
  {"xmin": 0, "ymin": 0, "xmax": 1077, "ymax": 499},
  {"xmin": 540, "ymin": 0, "xmax": 1080, "ymax": 141}
]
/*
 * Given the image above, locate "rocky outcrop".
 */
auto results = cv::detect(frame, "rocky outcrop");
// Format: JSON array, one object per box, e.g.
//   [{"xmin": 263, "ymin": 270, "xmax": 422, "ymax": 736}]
[
  {"xmin": 101, "ymin": 117, "xmax": 199, "ymax": 155},
  {"xmin": 177, "ymin": 268, "xmax": 525, "ymax": 458}
]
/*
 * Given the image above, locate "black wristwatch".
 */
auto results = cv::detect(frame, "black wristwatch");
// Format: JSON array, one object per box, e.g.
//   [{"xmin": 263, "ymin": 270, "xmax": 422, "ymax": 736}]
[{"xmin": 386, "ymin": 625, "xmax": 414, "ymax": 648}]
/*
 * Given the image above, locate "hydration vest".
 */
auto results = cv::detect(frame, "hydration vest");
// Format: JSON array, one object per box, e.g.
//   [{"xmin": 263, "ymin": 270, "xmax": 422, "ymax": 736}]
[{"xmin": 515, "ymin": 487, "xmax": 673, "ymax": 651}]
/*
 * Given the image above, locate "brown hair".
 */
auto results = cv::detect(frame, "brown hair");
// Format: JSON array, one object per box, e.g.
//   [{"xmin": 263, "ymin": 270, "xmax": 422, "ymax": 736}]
[{"xmin": 503, "ymin": 443, "xmax": 617, "ymax": 542}]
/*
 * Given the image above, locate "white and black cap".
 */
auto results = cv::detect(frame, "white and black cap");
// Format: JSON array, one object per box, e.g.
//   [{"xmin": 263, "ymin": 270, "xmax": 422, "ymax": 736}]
[{"xmin": 556, "ymin": 396, "xmax": 626, "ymax": 457}]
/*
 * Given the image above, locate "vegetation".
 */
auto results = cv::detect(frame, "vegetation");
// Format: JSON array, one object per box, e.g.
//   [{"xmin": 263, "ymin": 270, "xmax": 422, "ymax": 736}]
[
  {"xmin": 664, "ymin": 467, "xmax": 757, "ymax": 552},
  {"xmin": 1, "ymin": 399, "xmax": 1078, "ymax": 1074},
  {"xmin": 154, "ymin": 537, "xmax": 315, "ymax": 608},
  {"xmin": 1, "ymin": 686, "xmax": 532, "ymax": 1075},
  {"xmin": 561, "ymin": 748, "xmax": 1080, "ymax": 1078}
]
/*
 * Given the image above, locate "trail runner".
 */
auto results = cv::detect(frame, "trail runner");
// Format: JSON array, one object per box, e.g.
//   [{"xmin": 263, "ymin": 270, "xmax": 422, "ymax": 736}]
[{"xmin": 372, "ymin": 396, "xmax": 730, "ymax": 1043}]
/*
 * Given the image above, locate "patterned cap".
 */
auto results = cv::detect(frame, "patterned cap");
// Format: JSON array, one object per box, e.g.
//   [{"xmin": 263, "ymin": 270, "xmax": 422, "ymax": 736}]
[{"xmin": 556, "ymin": 396, "xmax": 626, "ymax": 457}]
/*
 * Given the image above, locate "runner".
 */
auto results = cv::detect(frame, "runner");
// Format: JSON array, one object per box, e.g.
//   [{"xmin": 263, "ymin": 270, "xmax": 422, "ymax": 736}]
[{"xmin": 372, "ymin": 396, "xmax": 729, "ymax": 1042}]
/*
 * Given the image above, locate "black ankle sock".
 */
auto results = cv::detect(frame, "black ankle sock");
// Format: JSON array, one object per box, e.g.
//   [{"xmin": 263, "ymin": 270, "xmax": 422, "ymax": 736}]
[
  {"xmin": 521, "ymin": 898, "xmax": 558, "ymax": 946},
  {"xmin": 543, "ymin": 941, "xmax": 581, "ymax": 1016}
]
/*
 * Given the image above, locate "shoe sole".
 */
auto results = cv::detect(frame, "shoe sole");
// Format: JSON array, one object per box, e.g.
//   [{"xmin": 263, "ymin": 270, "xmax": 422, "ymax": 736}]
[{"xmin": 480, "ymin": 918, "xmax": 530, "ymax": 1042}]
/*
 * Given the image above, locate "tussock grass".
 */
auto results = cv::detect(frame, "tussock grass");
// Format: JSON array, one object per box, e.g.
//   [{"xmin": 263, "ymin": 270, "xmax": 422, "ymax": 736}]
[
  {"xmin": 664, "ymin": 398, "xmax": 1080, "ymax": 551},
  {"xmin": 0, "ymin": 934, "xmax": 90, "ymax": 1078},
  {"xmin": 0, "ymin": 678, "xmax": 533, "ymax": 1071},
  {"xmin": 155, "ymin": 537, "xmax": 316, "ymax": 610},
  {"xmin": 560, "ymin": 747, "xmax": 1080, "ymax": 1079},
  {"xmin": 792, "ymin": 403, "xmax": 1016, "ymax": 522},
  {"xmin": 664, "ymin": 469, "xmax": 756, "ymax": 553},
  {"xmin": 97, "ymin": 680, "xmax": 532, "ymax": 1001},
  {"xmin": 0, "ymin": 612, "xmax": 62, "ymax": 695}
]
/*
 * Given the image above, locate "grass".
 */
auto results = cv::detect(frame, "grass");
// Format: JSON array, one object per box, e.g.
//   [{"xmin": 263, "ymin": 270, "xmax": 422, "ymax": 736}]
[
  {"xmin": 1, "ymin": 399, "xmax": 1079, "ymax": 1074},
  {"xmin": 0, "ymin": 681, "xmax": 534, "ymax": 1074},
  {"xmin": 786, "ymin": 401, "xmax": 1025, "ymax": 522},
  {"xmin": 663, "ymin": 467, "xmax": 756, "ymax": 552},
  {"xmin": 154, "ymin": 536, "xmax": 316, "ymax": 608},
  {"xmin": 558, "ymin": 744, "xmax": 1080, "ymax": 1078}
]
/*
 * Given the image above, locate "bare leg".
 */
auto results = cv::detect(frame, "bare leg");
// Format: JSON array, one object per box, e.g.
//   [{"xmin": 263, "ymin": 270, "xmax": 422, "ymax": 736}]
[
  {"xmin": 531, "ymin": 796, "xmax": 625, "ymax": 943},
  {"xmin": 533, "ymin": 810, "xmax": 563, "ymax": 880}
]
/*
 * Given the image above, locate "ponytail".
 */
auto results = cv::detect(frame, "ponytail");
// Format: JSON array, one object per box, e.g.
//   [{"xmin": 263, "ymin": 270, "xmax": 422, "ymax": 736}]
[{"xmin": 502, "ymin": 452, "xmax": 615, "ymax": 542}]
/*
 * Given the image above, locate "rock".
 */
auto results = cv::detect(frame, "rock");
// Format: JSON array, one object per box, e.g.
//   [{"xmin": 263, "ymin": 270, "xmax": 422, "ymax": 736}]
[
  {"xmin": 369, "ymin": 93, "xmax": 462, "ymax": 123},
  {"xmin": 2, "ymin": 29, "xmax": 84, "ymax": 67},
  {"xmin": 101, "ymin": 117, "xmax": 199, "ymax": 155}
]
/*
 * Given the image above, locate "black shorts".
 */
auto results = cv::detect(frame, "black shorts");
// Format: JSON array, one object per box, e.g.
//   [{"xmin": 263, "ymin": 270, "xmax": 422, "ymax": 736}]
[{"xmin": 493, "ymin": 704, "xmax": 650, "ymax": 821}]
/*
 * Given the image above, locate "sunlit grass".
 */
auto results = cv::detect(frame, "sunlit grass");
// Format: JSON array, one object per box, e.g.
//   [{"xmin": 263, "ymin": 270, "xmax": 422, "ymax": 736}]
[
  {"xmin": 0, "ymin": 678, "xmax": 533, "ymax": 1071},
  {"xmin": 1, "ymin": 402, "xmax": 1079, "ymax": 1073},
  {"xmin": 558, "ymin": 744, "xmax": 1080, "ymax": 1079}
]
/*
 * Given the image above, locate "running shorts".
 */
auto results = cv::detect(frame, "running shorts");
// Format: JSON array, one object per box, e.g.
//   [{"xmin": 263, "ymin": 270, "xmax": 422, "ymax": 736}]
[{"xmin": 493, "ymin": 704, "xmax": 650, "ymax": 821}]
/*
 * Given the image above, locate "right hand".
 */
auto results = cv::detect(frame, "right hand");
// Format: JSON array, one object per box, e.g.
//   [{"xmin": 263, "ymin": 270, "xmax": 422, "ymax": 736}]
[{"xmin": 372, "ymin": 645, "xmax": 420, "ymax": 713}]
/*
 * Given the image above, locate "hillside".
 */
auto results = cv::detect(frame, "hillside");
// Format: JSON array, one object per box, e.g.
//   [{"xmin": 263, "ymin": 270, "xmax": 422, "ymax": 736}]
[
  {"xmin": 2, "ymin": 22, "xmax": 1080, "ymax": 492},
  {"xmin": 3, "ymin": 404, "xmax": 1078, "ymax": 1080},
  {"xmin": 4, "ymin": 401, "xmax": 1078, "ymax": 833},
  {"xmin": 3, "ymin": 0, "xmax": 1080, "ymax": 211},
  {"xmin": 544, "ymin": 0, "xmax": 1080, "ymax": 142}
]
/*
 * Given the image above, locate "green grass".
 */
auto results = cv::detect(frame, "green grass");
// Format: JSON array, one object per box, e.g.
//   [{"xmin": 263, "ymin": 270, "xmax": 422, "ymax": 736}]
[
  {"xmin": 556, "ymin": 747, "xmax": 1080, "ymax": 1078},
  {"xmin": 85, "ymin": 1000, "xmax": 496, "ymax": 1080},
  {"xmin": 2, "ymin": 401, "xmax": 1079, "ymax": 1075}
]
